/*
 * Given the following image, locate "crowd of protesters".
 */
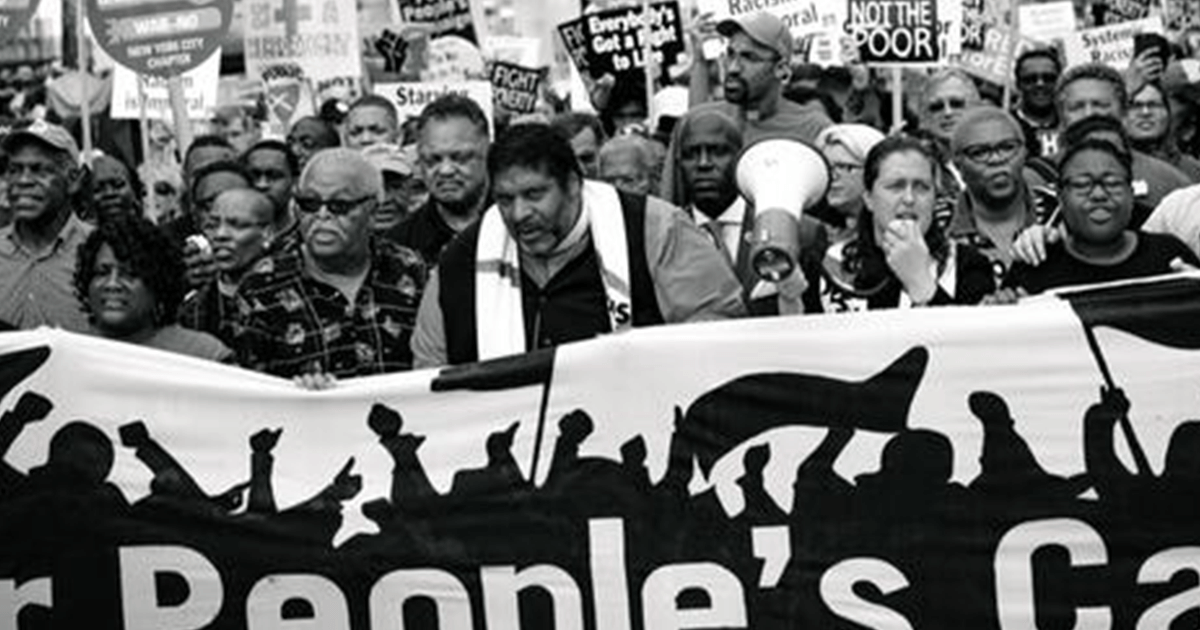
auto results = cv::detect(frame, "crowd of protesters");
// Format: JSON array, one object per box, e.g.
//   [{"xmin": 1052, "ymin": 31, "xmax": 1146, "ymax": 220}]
[{"xmin": 1, "ymin": 9, "xmax": 1200, "ymax": 384}]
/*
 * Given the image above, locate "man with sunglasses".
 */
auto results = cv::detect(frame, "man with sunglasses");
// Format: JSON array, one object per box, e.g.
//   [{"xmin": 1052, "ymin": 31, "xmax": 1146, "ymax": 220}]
[
  {"xmin": 1012, "ymin": 49, "xmax": 1062, "ymax": 158},
  {"xmin": 948, "ymin": 106, "xmax": 1049, "ymax": 285},
  {"xmin": 233, "ymin": 148, "xmax": 426, "ymax": 379},
  {"xmin": 658, "ymin": 11, "xmax": 832, "ymax": 205}
]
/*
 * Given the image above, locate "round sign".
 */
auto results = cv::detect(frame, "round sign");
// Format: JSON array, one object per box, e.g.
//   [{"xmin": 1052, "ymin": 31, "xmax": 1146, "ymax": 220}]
[
  {"xmin": 86, "ymin": 0, "xmax": 234, "ymax": 77},
  {"xmin": 0, "ymin": 0, "xmax": 42, "ymax": 45}
]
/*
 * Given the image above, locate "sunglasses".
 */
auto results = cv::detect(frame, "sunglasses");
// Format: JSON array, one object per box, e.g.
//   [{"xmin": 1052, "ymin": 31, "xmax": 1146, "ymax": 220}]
[
  {"xmin": 927, "ymin": 97, "xmax": 967, "ymax": 114},
  {"xmin": 293, "ymin": 195, "xmax": 373, "ymax": 216}
]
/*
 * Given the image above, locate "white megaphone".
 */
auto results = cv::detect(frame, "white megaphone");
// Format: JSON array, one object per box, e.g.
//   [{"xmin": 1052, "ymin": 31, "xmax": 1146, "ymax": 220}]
[{"xmin": 736, "ymin": 138, "xmax": 830, "ymax": 282}]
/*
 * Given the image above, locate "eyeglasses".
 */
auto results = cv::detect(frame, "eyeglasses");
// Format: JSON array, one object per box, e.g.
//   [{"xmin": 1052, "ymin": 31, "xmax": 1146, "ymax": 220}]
[
  {"xmin": 927, "ymin": 98, "xmax": 967, "ymax": 114},
  {"xmin": 829, "ymin": 161, "xmax": 863, "ymax": 177},
  {"xmin": 293, "ymin": 195, "xmax": 374, "ymax": 216},
  {"xmin": 1018, "ymin": 72, "xmax": 1058, "ymax": 85},
  {"xmin": 1061, "ymin": 174, "xmax": 1129, "ymax": 196},
  {"xmin": 960, "ymin": 139, "xmax": 1023, "ymax": 164}
]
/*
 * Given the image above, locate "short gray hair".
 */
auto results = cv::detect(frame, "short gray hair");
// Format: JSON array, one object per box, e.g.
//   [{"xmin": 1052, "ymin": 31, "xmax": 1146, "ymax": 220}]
[
  {"xmin": 950, "ymin": 105, "xmax": 1024, "ymax": 155},
  {"xmin": 299, "ymin": 147, "xmax": 384, "ymax": 202}
]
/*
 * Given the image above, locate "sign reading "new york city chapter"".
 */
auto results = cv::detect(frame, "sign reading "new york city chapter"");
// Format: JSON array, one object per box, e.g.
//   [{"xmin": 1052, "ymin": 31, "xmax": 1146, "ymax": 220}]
[{"xmin": 86, "ymin": 0, "xmax": 233, "ymax": 76}]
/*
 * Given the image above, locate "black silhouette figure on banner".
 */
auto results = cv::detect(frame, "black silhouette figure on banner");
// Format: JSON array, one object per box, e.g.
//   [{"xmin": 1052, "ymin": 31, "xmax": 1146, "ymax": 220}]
[
  {"xmin": 450, "ymin": 421, "xmax": 529, "ymax": 498},
  {"xmin": 1085, "ymin": 387, "xmax": 1200, "ymax": 521},
  {"xmin": 367, "ymin": 403, "xmax": 436, "ymax": 507},
  {"xmin": 119, "ymin": 420, "xmax": 247, "ymax": 514},
  {"xmin": 735, "ymin": 444, "xmax": 786, "ymax": 524},
  {"xmin": 969, "ymin": 391, "xmax": 1091, "ymax": 505}
]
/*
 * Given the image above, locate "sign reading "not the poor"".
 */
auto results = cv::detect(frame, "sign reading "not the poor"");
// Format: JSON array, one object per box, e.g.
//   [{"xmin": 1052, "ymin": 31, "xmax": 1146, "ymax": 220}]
[{"xmin": 86, "ymin": 0, "xmax": 233, "ymax": 77}]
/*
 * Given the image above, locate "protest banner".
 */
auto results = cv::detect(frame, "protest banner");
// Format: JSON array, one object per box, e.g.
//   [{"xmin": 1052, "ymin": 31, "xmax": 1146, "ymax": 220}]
[
  {"xmin": 485, "ymin": 35, "xmax": 541, "ymax": 67},
  {"xmin": 374, "ymin": 80, "xmax": 493, "ymax": 131},
  {"xmin": 557, "ymin": 1, "xmax": 684, "ymax": 85},
  {"xmin": 84, "ymin": 0, "xmax": 233, "ymax": 77},
  {"xmin": 0, "ymin": 0, "xmax": 39, "ymax": 44},
  {"xmin": 1017, "ymin": 1, "xmax": 1077, "ymax": 44},
  {"xmin": 843, "ymin": 0, "xmax": 944, "ymax": 64},
  {"xmin": 489, "ymin": 61, "xmax": 543, "ymax": 115},
  {"xmin": 3, "ymin": 274, "xmax": 1200, "ymax": 626},
  {"xmin": 1063, "ymin": 16, "xmax": 1164, "ymax": 70},
  {"xmin": 110, "ymin": 49, "xmax": 220, "ymax": 120}
]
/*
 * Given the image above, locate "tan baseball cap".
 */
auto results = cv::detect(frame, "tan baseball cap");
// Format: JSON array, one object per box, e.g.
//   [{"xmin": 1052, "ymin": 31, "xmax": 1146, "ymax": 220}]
[
  {"xmin": 717, "ymin": 12, "xmax": 793, "ymax": 60},
  {"xmin": 3, "ymin": 119, "xmax": 80, "ymax": 163}
]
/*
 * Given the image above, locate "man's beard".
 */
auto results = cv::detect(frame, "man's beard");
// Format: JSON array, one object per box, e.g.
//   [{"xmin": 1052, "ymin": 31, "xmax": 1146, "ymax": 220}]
[{"xmin": 724, "ymin": 76, "xmax": 749, "ymax": 105}]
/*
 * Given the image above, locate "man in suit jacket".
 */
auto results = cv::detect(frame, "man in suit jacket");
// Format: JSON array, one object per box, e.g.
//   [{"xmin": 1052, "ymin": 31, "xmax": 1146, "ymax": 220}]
[{"xmin": 668, "ymin": 103, "xmax": 823, "ymax": 315}]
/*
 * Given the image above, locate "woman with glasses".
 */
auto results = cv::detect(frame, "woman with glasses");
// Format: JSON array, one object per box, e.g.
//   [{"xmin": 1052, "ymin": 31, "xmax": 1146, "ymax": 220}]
[
  {"xmin": 1006, "ymin": 139, "xmax": 1200, "ymax": 294},
  {"xmin": 74, "ymin": 215, "xmax": 232, "ymax": 362},
  {"xmin": 815, "ymin": 124, "xmax": 886, "ymax": 244},
  {"xmin": 1125, "ymin": 80, "xmax": 1200, "ymax": 181},
  {"xmin": 814, "ymin": 135, "xmax": 994, "ymax": 311}
]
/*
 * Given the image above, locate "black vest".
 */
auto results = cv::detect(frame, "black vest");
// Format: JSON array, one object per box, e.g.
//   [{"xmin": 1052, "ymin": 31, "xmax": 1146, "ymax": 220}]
[{"xmin": 439, "ymin": 191, "xmax": 663, "ymax": 365}]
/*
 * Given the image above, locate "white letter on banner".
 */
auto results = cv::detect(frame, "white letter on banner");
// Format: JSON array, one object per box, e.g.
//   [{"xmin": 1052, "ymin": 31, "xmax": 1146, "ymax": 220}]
[
  {"xmin": 481, "ymin": 565, "xmax": 584, "ymax": 630},
  {"xmin": 0, "ymin": 577, "xmax": 52, "ymax": 629},
  {"xmin": 590, "ymin": 518, "xmax": 632, "ymax": 630},
  {"xmin": 246, "ymin": 574, "xmax": 350, "ymax": 630},
  {"xmin": 995, "ymin": 519, "xmax": 1110, "ymax": 630},
  {"xmin": 642, "ymin": 563, "xmax": 747, "ymax": 629},
  {"xmin": 820, "ymin": 558, "xmax": 913, "ymax": 630},
  {"xmin": 369, "ymin": 569, "xmax": 472, "ymax": 630},
  {"xmin": 1137, "ymin": 547, "xmax": 1200, "ymax": 630},
  {"xmin": 119, "ymin": 546, "xmax": 223, "ymax": 630}
]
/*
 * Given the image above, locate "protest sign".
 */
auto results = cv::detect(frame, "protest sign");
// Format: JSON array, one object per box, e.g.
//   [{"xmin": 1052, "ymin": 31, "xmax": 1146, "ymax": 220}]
[
  {"xmin": 698, "ymin": 0, "xmax": 846, "ymax": 64},
  {"xmin": 485, "ymin": 35, "xmax": 541, "ymax": 67},
  {"xmin": 0, "ymin": 0, "xmax": 39, "ymax": 44},
  {"xmin": 375, "ymin": 80, "xmax": 493, "ymax": 131},
  {"xmin": 3, "ymin": 274, "xmax": 1200, "ymax": 626},
  {"xmin": 110, "ymin": 49, "xmax": 220, "ymax": 120},
  {"xmin": 397, "ymin": 0, "xmax": 485, "ymax": 81},
  {"xmin": 844, "ymin": 0, "xmax": 941, "ymax": 64},
  {"xmin": 1101, "ymin": 0, "xmax": 1151, "ymax": 24},
  {"xmin": 1017, "ymin": 1, "xmax": 1077, "ymax": 44},
  {"xmin": 489, "ymin": 61, "xmax": 543, "ymax": 114},
  {"xmin": 242, "ymin": 0, "xmax": 361, "ymax": 83},
  {"xmin": 85, "ymin": 0, "xmax": 233, "ymax": 76},
  {"xmin": 955, "ymin": 25, "xmax": 1036, "ymax": 85},
  {"xmin": 557, "ymin": 1, "xmax": 684, "ymax": 84},
  {"xmin": 1063, "ymin": 16, "xmax": 1164, "ymax": 70}
]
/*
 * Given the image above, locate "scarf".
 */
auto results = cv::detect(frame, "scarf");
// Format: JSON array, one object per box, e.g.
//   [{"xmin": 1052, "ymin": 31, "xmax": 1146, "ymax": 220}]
[{"xmin": 474, "ymin": 181, "xmax": 632, "ymax": 360}]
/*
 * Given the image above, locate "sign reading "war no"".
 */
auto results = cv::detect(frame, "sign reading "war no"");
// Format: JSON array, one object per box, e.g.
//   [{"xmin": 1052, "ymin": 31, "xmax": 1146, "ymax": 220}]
[{"xmin": 86, "ymin": 0, "xmax": 233, "ymax": 77}]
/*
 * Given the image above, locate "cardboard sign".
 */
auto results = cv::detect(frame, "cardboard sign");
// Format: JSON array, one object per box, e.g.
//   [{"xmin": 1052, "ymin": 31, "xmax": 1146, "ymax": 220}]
[
  {"xmin": 844, "ymin": 0, "xmax": 941, "ymax": 64},
  {"xmin": 489, "ymin": 61, "xmax": 543, "ymax": 114},
  {"xmin": 1063, "ymin": 16, "xmax": 1164, "ymax": 69},
  {"xmin": 243, "ymin": 0, "xmax": 362, "ymax": 83},
  {"xmin": 0, "ymin": 0, "xmax": 39, "ymax": 44},
  {"xmin": 557, "ymin": 1, "xmax": 684, "ymax": 82},
  {"xmin": 86, "ymin": 0, "xmax": 233, "ymax": 76},
  {"xmin": 4, "ymin": 275, "xmax": 1200, "ymax": 626},
  {"xmin": 374, "ymin": 80, "xmax": 493, "ymax": 130},
  {"xmin": 1017, "ymin": 1, "xmax": 1076, "ymax": 44},
  {"xmin": 109, "ymin": 47, "xmax": 221, "ymax": 120}
]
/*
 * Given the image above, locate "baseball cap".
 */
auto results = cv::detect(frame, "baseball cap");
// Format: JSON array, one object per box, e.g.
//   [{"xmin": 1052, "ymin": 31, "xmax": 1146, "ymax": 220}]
[
  {"xmin": 2, "ymin": 120, "xmax": 81, "ymax": 163},
  {"xmin": 361, "ymin": 143, "xmax": 415, "ymax": 177},
  {"xmin": 716, "ymin": 12, "xmax": 793, "ymax": 61}
]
